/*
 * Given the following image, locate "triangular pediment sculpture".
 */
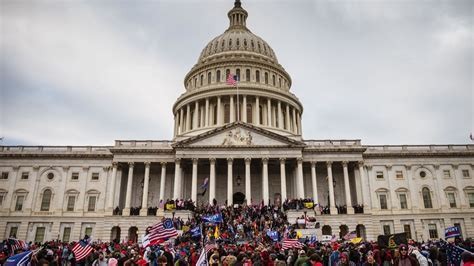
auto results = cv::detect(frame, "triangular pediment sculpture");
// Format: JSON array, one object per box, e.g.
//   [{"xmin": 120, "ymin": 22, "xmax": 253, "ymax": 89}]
[{"xmin": 173, "ymin": 122, "xmax": 305, "ymax": 148}]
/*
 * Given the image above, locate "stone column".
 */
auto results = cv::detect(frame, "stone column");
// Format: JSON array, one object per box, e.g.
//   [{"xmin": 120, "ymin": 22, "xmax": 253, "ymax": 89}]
[
  {"xmin": 205, "ymin": 98, "xmax": 210, "ymax": 126},
  {"xmin": 311, "ymin": 161, "xmax": 318, "ymax": 203},
  {"xmin": 209, "ymin": 158, "xmax": 216, "ymax": 203},
  {"xmin": 262, "ymin": 158, "xmax": 269, "ymax": 205},
  {"xmin": 255, "ymin": 97, "xmax": 260, "ymax": 125},
  {"xmin": 297, "ymin": 112, "xmax": 302, "ymax": 134},
  {"xmin": 159, "ymin": 163, "xmax": 167, "ymax": 201},
  {"xmin": 194, "ymin": 101, "xmax": 199, "ymax": 128},
  {"xmin": 191, "ymin": 159, "xmax": 198, "ymax": 203},
  {"xmin": 230, "ymin": 96, "xmax": 235, "ymax": 123},
  {"xmin": 342, "ymin": 161, "xmax": 354, "ymax": 214},
  {"xmin": 140, "ymin": 162, "xmax": 151, "ymax": 216},
  {"xmin": 186, "ymin": 105, "xmax": 191, "ymax": 131},
  {"xmin": 227, "ymin": 158, "xmax": 233, "ymax": 206},
  {"xmin": 267, "ymin": 98, "xmax": 272, "ymax": 126},
  {"xmin": 174, "ymin": 114, "xmax": 178, "ymax": 137},
  {"xmin": 242, "ymin": 95, "xmax": 247, "ymax": 123},
  {"xmin": 358, "ymin": 162, "xmax": 370, "ymax": 212},
  {"xmin": 245, "ymin": 158, "xmax": 251, "ymax": 204},
  {"xmin": 107, "ymin": 162, "xmax": 118, "ymax": 211},
  {"xmin": 292, "ymin": 108, "xmax": 297, "ymax": 133},
  {"xmin": 280, "ymin": 158, "xmax": 287, "ymax": 202},
  {"xmin": 123, "ymin": 162, "xmax": 134, "ymax": 216},
  {"xmin": 217, "ymin": 97, "xmax": 222, "ymax": 125},
  {"xmin": 277, "ymin": 101, "xmax": 283, "ymax": 129},
  {"xmin": 173, "ymin": 159, "xmax": 181, "ymax": 199},
  {"xmin": 285, "ymin": 104, "xmax": 290, "ymax": 130},
  {"xmin": 296, "ymin": 158, "xmax": 305, "ymax": 199},
  {"xmin": 327, "ymin": 161, "xmax": 337, "ymax": 214},
  {"xmin": 179, "ymin": 109, "xmax": 184, "ymax": 134}
]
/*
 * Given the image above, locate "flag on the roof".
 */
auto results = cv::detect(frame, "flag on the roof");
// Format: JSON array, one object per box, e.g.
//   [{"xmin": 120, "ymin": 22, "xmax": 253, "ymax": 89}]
[{"xmin": 226, "ymin": 73, "xmax": 237, "ymax": 86}]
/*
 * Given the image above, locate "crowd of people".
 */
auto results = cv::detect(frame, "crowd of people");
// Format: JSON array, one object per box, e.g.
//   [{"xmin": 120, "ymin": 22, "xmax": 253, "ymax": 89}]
[{"xmin": 1, "ymin": 200, "xmax": 473, "ymax": 266}]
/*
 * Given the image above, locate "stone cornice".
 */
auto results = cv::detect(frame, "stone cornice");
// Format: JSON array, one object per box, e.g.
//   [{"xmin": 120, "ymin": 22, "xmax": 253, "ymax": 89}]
[
  {"xmin": 0, "ymin": 153, "xmax": 112, "ymax": 159},
  {"xmin": 363, "ymin": 151, "xmax": 474, "ymax": 158},
  {"xmin": 108, "ymin": 148, "xmax": 174, "ymax": 154}
]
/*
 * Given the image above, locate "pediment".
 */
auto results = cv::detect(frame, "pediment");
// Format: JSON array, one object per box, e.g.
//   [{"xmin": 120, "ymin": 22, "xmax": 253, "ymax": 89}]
[{"xmin": 173, "ymin": 122, "xmax": 305, "ymax": 148}]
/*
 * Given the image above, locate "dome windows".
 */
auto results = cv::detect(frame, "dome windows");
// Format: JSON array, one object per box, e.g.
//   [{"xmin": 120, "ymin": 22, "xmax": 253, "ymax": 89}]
[
  {"xmin": 207, "ymin": 72, "xmax": 211, "ymax": 85},
  {"xmin": 216, "ymin": 70, "xmax": 221, "ymax": 82},
  {"xmin": 272, "ymin": 75, "xmax": 276, "ymax": 86},
  {"xmin": 264, "ymin": 72, "xmax": 269, "ymax": 84},
  {"xmin": 246, "ymin": 69, "xmax": 250, "ymax": 82},
  {"xmin": 236, "ymin": 38, "xmax": 240, "ymax": 47},
  {"xmin": 200, "ymin": 75, "xmax": 204, "ymax": 86},
  {"xmin": 256, "ymin": 70, "xmax": 260, "ymax": 83},
  {"xmin": 236, "ymin": 69, "xmax": 240, "ymax": 81}
]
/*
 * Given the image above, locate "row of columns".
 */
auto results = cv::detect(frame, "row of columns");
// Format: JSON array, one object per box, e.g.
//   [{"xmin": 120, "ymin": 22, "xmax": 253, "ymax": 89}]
[
  {"xmin": 111, "ymin": 160, "xmax": 365, "ymax": 216},
  {"xmin": 174, "ymin": 95, "xmax": 302, "ymax": 136}
]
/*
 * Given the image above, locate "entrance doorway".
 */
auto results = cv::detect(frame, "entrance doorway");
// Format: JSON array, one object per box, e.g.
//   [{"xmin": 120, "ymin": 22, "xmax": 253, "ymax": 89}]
[{"xmin": 233, "ymin": 192, "xmax": 245, "ymax": 205}]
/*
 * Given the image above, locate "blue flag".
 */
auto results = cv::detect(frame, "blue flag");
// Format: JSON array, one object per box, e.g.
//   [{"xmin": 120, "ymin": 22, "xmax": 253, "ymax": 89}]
[
  {"xmin": 190, "ymin": 226, "xmax": 201, "ymax": 238},
  {"xmin": 445, "ymin": 226, "xmax": 461, "ymax": 239},
  {"xmin": 5, "ymin": 250, "xmax": 32, "ymax": 266},
  {"xmin": 266, "ymin": 230, "xmax": 279, "ymax": 242},
  {"xmin": 202, "ymin": 214, "xmax": 223, "ymax": 224}
]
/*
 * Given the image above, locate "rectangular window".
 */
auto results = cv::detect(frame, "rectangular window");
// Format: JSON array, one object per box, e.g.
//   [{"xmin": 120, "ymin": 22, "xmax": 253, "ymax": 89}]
[
  {"xmin": 462, "ymin": 170, "xmax": 470, "ymax": 178},
  {"xmin": 91, "ymin": 173, "xmax": 99, "ymax": 181},
  {"xmin": 376, "ymin": 171, "xmax": 384, "ymax": 179},
  {"xmin": 447, "ymin": 193, "xmax": 457, "ymax": 208},
  {"xmin": 88, "ymin": 196, "xmax": 96, "ymax": 212},
  {"xmin": 428, "ymin": 224, "xmax": 438, "ymax": 239},
  {"xmin": 0, "ymin": 193, "xmax": 5, "ymax": 206},
  {"xmin": 379, "ymin": 194, "xmax": 388, "ymax": 210},
  {"xmin": 403, "ymin": 224, "xmax": 412, "ymax": 239},
  {"xmin": 396, "ymin": 171, "xmax": 404, "ymax": 179},
  {"xmin": 383, "ymin": 225, "xmax": 391, "ymax": 235},
  {"xmin": 9, "ymin": 227, "xmax": 18, "ymax": 238},
  {"xmin": 67, "ymin": 196, "xmax": 75, "ymax": 211},
  {"xmin": 454, "ymin": 223, "xmax": 463, "ymax": 238},
  {"xmin": 468, "ymin": 193, "xmax": 474, "ymax": 208},
  {"xmin": 21, "ymin": 172, "xmax": 29, "ymax": 180},
  {"xmin": 399, "ymin": 194, "xmax": 408, "ymax": 209},
  {"xmin": 35, "ymin": 227, "xmax": 46, "ymax": 243},
  {"xmin": 15, "ymin": 195, "xmax": 25, "ymax": 211},
  {"xmin": 443, "ymin": 170, "xmax": 451, "ymax": 178},
  {"xmin": 85, "ymin": 227, "xmax": 93, "ymax": 237},
  {"xmin": 71, "ymin": 172, "xmax": 79, "ymax": 180},
  {"xmin": 62, "ymin": 227, "xmax": 71, "ymax": 242},
  {"xmin": 1, "ymin": 172, "xmax": 8, "ymax": 179}
]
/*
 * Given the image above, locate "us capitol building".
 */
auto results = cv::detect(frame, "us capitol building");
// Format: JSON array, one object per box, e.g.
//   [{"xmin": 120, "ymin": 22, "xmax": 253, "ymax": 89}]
[{"xmin": 1, "ymin": 1, "xmax": 473, "ymax": 243}]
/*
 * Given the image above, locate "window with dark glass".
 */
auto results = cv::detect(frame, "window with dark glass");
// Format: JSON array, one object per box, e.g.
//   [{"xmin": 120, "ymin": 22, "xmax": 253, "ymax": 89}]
[
  {"xmin": 422, "ymin": 187, "xmax": 433, "ymax": 208},
  {"xmin": 71, "ymin": 172, "xmax": 79, "ymax": 180},
  {"xmin": 399, "ymin": 194, "xmax": 408, "ymax": 209},
  {"xmin": 264, "ymin": 72, "xmax": 268, "ymax": 84},
  {"xmin": 67, "ymin": 196, "xmax": 75, "ymax": 211},
  {"xmin": 447, "ymin": 192, "xmax": 456, "ymax": 208},
  {"xmin": 216, "ymin": 70, "xmax": 221, "ymax": 82},
  {"xmin": 91, "ymin": 173, "xmax": 99, "ymax": 181},
  {"xmin": 246, "ymin": 69, "xmax": 250, "ymax": 82},
  {"xmin": 9, "ymin": 227, "xmax": 18, "ymax": 238},
  {"xmin": 15, "ymin": 195, "xmax": 24, "ymax": 211},
  {"xmin": 256, "ymin": 70, "xmax": 260, "ymax": 83},
  {"xmin": 207, "ymin": 72, "xmax": 211, "ymax": 85},
  {"xmin": 236, "ymin": 69, "xmax": 240, "ymax": 81},
  {"xmin": 403, "ymin": 224, "xmax": 412, "ymax": 239},
  {"xmin": 428, "ymin": 224, "xmax": 438, "ymax": 238},
  {"xmin": 467, "ymin": 192, "xmax": 474, "ymax": 208},
  {"xmin": 383, "ymin": 225, "xmax": 391, "ymax": 235},
  {"xmin": 379, "ymin": 194, "xmax": 388, "ymax": 209},
  {"xmin": 62, "ymin": 227, "xmax": 71, "ymax": 242},
  {"xmin": 35, "ymin": 227, "xmax": 45, "ymax": 243},
  {"xmin": 376, "ymin": 171, "xmax": 384, "ymax": 179},
  {"xmin": 41, "ymin": 189, "xmax": 52, "ymax": 211},
  {"xmin": 21, "ymin": 172, "xmax": 29, "ymax": 180},
  {"xmin": 200, "ymin": 75, "xmax": 203, "ymax": 86},
  {"xmin": 272, "ymin": 75, "xmax": 275, "ymax": 86},
  {"xmin": 462, "ymin": 170, "xmax": 470, "ymax": 178},
  {"xmin": 1, "ymin": 172, "xmax": 8, "ymax": 179},
  {"xmin": 88, "ymin": 196, "xmax": 97, "ymax": 212}
]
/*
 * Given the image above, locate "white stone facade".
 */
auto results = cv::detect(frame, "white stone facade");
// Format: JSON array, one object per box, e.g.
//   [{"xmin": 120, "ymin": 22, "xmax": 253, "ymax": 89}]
[{"xmin": 1, "ymin": 1, "xmax": 473, "ymax": 243}]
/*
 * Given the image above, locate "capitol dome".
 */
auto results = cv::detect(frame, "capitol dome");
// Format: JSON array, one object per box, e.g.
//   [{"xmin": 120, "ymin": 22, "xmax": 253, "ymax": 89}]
[{"xmin": 173, "ymin": 0, "xmax": 303, "ymax": 140}]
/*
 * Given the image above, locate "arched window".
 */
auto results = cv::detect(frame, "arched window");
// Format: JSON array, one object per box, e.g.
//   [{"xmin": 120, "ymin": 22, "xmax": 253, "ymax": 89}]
[
  {"xmin": 41, "ymin": 189, "xmax": 52, "ymax": 211},
  {"xmin": 422, "ymin": 187, "xmax": 433, "ymax": 208},
  {"xmin": 264, "ymin": 72, "xmax": 269, "ymax": 84},
  {"xmin": 272, "ymin": 75, "xmax": 276, "ymax": 86},
  {"xmin": 279, "ymin": 78, "xmax": 282, "ymax": 88},
  {"xmin": 236, "ymin": 38, "xmax": 240, "ymax": 46},
  {"xmin": 216, "ymin": 70, "xmax": 221, "ymax": 82},
  {"xmin": 256, "ymin": 70, "xmax": 260, "ymax": 83},
  {"xmin": 246, "ymin": 69, "xmax": 250, "ymax": 82},
  {"xmin": 224, "ymin": 104, "xmax": 230, "ymax": 123},
  {"xmin": 194, "ymin": 78, "xmax": 197, "ymax": 88},
  {"xmin": 200, "ymin": 75, "xmax": 203, "ymax": 86},
  {"xmin": 236, "ymin": 69, "xmax": 240, "ymax": 81},
  {"xmin": 207, "ymin": 72, "xmax": 211, "ymax": 85}
]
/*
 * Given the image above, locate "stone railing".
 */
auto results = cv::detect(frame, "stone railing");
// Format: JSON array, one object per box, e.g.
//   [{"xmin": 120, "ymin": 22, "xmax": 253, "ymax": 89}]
[
  {"xmin": 365, "ymin": 145, "xmax": 474, "ymax": 152},
  {"xmin": 114, "ymin": 140, "xmax": 173, "ymax": 148},
  {"xmin": 304, "ymin": 139, "xmax": 362, "ymax": 147},
  {"xmin": 0, "ymin": 146, "xmax": 111, "ymax": 153}
]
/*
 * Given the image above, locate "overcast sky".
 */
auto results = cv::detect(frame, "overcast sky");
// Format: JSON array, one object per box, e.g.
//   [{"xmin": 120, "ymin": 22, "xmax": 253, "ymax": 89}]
[{"xmin": 1, "ymin": 0, "xmax": 472, "ymax": 146}]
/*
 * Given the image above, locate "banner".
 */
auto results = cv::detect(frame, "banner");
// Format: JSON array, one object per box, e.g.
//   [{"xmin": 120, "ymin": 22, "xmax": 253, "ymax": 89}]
[
  {"xmin": 304, "ymin": 202, "xmax": 314, "ymax": 209},
  {"xmin": 306, "ymin": 221, "xmax": 316, "ymax": 229},
  {"xmin": 445, "ymin": 226, "xmax": 461, "ymax": 239},
  {"xmin": 297, "ymin": 219, "xmax": 306, "ymax": 225},
  {"xmin": 202, "ymin": 214, "xmax": 223, "ymax": 224},
  {"xmin": 377, "ymin": 233, "xmax": 408, "ymax": 248},
  {"xmin": 165, "ymin": 203, "xmax": 175, "ymax": 210},
  {"xmin": 190, "ymin": 226, "xmax": 201, "ymax": 237},
  {"xmin": 266, "ymin": 230, "xmax": 279, "ymax": 242}
]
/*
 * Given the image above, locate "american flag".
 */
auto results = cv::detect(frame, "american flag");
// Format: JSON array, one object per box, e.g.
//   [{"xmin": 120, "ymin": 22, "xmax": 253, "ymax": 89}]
[
  {"xmin": 343, "ymin": 231, "xmax": 357, "ymax": 241},
  {"xmin": 226, "ymin": 73, "xmax": 237, "ymax": 86},
  {"xmin": 143, "ymin": 219, "xmax": 178, "ymax": 248},
  {"xmin": 72, "ymin": 238, "xmax": 94, "ymax": 262},
  {"xmin": 7, "ymin": 238, "xmax": 27, "ymax": 253},
  {"xmin": 441, "ymin": 241, "xmax": 470, "ymax": 266},
  {"xmin": 282, "ymin": 238, "xmax": 304, "ymax": 250},
  {"xmin": 196, "ymin": 242, "xmax": 217, "ymax": 266}
]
